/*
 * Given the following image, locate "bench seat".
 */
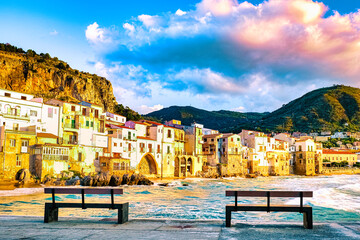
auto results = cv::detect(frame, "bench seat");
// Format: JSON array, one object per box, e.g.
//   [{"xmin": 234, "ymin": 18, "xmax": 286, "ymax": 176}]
[
  {"xmin": 226, "ymin": 204, "xmax": 312, "ymax": 212},
  {"xmin": 45, "ymin": 202, "xmax": 129, "ymax": 224},
  {"xmin": 225, "ymin": 191, "xmax": 313, "ymax": 229}
]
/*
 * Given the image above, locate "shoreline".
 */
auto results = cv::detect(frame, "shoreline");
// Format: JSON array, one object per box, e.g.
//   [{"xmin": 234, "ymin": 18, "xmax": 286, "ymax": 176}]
[{"xmin": 1, "ymin": 172, "xmax": 359, "ymax": 192}]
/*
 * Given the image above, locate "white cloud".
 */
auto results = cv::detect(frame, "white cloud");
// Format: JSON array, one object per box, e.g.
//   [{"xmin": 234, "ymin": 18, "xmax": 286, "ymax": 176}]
[
  {"xmin": 138, "ymin": 14, "xmax": 158, "ymax": 27},
  {"xmin": 232, "ymin": 106, "xmax": 245, "ymax": 112},
  {"xmin": 123, "ymin": 23, "xmax": 135, "ymax": 32},
  {"xmin": 49, "ymin": 30, "xmax": 58, "ymax": 36},
  {"xmin": 139, "ymin": 104, "xmax": 164, "ymax": 114},
  {"xmin": 85, "ymin": 22, "xmax": 114, "ymax": 45},
  {"xmin": 175, "ymin": 9, "xmax": 187, "ymax": 16}
]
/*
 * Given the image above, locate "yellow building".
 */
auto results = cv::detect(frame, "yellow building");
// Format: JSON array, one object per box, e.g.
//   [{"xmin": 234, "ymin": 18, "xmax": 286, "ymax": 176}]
[
  {"xmin": 0, "ymin": 126, "xmax": 36, "ymax": 179},
  {"xmin": 99, "ymin": 156, "xmax": 130, "ymax": 175},
  {"xmin": 46, "ymin": 99, "xmax": 107, "ymax": 175},
  {"xmin": 294, "ymin": 139, "xmax": 322, "ymax": 175},
  {"xmin": 322, "ymin": 149, "xmax": 357, "ymax": 166}
]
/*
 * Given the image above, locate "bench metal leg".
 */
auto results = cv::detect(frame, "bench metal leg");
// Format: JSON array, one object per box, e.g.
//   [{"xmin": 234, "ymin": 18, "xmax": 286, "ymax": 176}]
[
  {"xmin": 118, "ymin": 203, "xmax": 129, "ymax": 224},
  {"xmin": 44, "ymin": 204, "xmax": 58, "ymax": 223},
  {"xmin": 226, "ymin": 207, "xmax": 232, "ymax": 227},
  {"xmin": 303, "ymin": 208, "xmax": 313, "ymax": 229}
]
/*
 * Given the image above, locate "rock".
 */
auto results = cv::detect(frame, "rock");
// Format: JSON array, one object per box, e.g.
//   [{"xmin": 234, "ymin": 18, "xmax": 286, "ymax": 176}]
[
  {"xmin": 15, "ymin": 169, "xmax": 31, "ymax": 184},
  {"xmin": 182, "ymin": 183, "xmax": 189, "ymax": 186},
  {"xmin": 159, "ymin": 183, "xmax": 169, "ymax": 187},
  {"xmin": 65, "ymin": 177, "xmax": 81, "ymax": 186},
  {"xmin": 60, "ymin": 171, "xmax": 74, "ymax": 179},
  {"xmin": 122, "ymin": 174, "xmax": 131, "ymax": 185},
  {"xmin": 42, "ymin": 175, "xmax": 56, "ymax": 185},
  {"xmin": 54, "ymin": 180, "xmax": 66, "ymax": 186},
  {"xmin": 81, "ymin": 175, "xmax": 93, "ymax": 186},
  {"xmin": 137, "ymin": 174, "xmax": 154, "ymax": 185},
  {"xmin": 91, "ymin": 173, "xmax": 111, "ymax": 186},
  {"xmin": 0, "ymin": 50, "xmax": 119, "ymax": 113},
  {"xmin": 109, "ymin": 175, "xmax": 122, "ymax": 186},
  {"xmin": 129, "ymin": 174, "xmax": 140, "ymax": 185}
]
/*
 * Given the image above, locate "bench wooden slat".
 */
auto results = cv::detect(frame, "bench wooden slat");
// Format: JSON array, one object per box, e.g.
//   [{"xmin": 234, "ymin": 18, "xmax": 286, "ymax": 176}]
[
  {"xmin": 44, "ymin": 188, "xmax": 123, "ymax": 195},
  {"xmin": 226, "ymin": 191, "xmax": 313, "ymax": 197}
]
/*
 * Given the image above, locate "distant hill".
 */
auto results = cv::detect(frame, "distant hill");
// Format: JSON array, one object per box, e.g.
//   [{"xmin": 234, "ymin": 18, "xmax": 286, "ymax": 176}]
[
  {"xmin": 0, "ymin": 43, "xmax": 141, "ymax": 120},
  {"xmin": 146, "ymin": 85, "xmax": 360, "ymax": 133},
  {"xmin": 144, "ymin": 106, "xmax": 268, "ymax": 133},
  {"xmin": 260, "ymin": 85, "xmax": 360, "ymax": 132}
]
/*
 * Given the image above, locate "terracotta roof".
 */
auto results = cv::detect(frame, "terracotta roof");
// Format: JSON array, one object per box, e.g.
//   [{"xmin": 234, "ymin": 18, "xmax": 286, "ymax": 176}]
[
  {"xmin": 137, "ymin": 136, "xmax": 155, "ymax": 141},
  {"xmin": 37, "ymin": 133, "xmax": 58, "ymax": 139},
  {"xmin": 140, "ymin": 120, "xmax": 163, "ymax": 126},
  {"xmin": 323, "ymin": 149, "xmax": 355, "ymax": 155},
  {"xmin": 203, "ymin": 133, "xmax": 222, "ymax": 138}
]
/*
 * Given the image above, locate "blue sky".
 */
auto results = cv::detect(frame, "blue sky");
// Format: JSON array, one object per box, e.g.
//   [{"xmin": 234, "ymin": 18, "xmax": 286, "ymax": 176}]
[{"xmin": 1, "ymin": 0, "xmax": 360, "ymax": 114}]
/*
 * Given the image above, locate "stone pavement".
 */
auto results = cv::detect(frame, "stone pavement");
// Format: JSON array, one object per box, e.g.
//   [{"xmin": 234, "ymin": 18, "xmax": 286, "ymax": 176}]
[{"xmin": 0, "ymin": 215, "xmax": 359, "ymax": 239}]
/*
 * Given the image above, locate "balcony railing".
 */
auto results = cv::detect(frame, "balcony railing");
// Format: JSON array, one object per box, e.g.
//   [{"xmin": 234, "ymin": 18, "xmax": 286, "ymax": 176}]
[
  {"xmin": 1, "ymin": 113, "xmax": 30, "ymax": 121},
  {"xmin": 63, "ymin": 140, "xmax": 78, "ymax": 145},
  {"xmin": 43, "ymin": 155, "xmax": 69, "ymax": 161},
  {"xmin": 63, "ymin": 123, "xmax": 79, "ymax": 130}
]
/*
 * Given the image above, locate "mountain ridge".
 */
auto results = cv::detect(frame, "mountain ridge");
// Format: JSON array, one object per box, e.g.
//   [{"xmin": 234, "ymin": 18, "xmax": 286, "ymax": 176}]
[{"xmin": 146, "ymin": 85, "xmax": 360, "ymax": 133}]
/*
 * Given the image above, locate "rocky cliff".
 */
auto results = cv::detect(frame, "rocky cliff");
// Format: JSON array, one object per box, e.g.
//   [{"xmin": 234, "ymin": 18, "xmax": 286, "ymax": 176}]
[{"xmin": 0, "ymin": 49, "xmax": 117, "ymax": 112}]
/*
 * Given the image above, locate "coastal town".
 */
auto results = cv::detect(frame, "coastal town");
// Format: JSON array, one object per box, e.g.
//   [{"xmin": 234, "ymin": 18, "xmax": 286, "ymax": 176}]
[{"xmin": 0, "ymin": 88, "xmax": 359, "ymax": 182}]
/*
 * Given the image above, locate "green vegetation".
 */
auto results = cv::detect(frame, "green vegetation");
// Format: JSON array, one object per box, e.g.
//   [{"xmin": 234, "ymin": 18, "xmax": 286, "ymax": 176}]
[
  {"xmin": 145, "ymin": 106, "xmax": 267, "ymax": 133},
  {"xmin": 262, "ymin": 85, "xmax": 360, "ymax": 132},
  {"xmin": 322, "ymin": 138, "xmax": 357, "ymax": 148},
  {"xmin": 114, "ymin": 104, "xmax": 142, "ymax": 121},
  {"xmin": 330, "ymin": 161, "xmax": 349, "ymax": 167}
]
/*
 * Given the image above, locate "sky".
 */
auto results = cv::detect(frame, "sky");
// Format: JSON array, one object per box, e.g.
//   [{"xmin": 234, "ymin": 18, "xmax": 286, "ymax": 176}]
[{"xmin": 1, "ymin": 0, "xmax": 360, "ymax": 114}]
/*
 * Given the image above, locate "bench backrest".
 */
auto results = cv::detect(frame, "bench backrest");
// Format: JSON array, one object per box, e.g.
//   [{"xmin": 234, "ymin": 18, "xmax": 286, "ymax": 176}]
[
  {"xmin": 226, "ymin": 191, "xmax": 313, "ymax": 198},
  {"xmin": 44, "ymin": 188, "xmax": 123, "ymax": 195},
  {"xmin": 44, "ymin": 188, "xmax": 124, "ymax": 209},
  {"xmin": 226, "ymin": 190, "xmax": 313, "ymax": 212}
]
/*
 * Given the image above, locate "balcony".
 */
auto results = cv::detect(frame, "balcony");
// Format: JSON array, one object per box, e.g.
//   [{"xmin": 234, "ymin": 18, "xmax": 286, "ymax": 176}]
[
  {"xmin": 63, "ymin": 123, "xmax": 79, "ymax": 131},
  {"xmin": 63, "ymin": 140, "xmax": 78, "ymax": 145},
  {"xmin": 1, "ymin": 113, "xmax": 30, "ymax": 121},
  {"xmin": 43, "ymin": 155, "xmax": 69, "ymax": 161}
]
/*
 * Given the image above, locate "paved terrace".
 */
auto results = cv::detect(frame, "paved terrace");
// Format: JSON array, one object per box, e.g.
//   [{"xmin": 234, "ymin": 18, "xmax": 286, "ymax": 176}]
[{"xmin": 0, "ymin": 216, "xmax": 359, "ymax": 240}]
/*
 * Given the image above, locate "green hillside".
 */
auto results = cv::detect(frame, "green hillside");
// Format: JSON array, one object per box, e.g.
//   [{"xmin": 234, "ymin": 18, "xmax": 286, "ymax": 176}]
[
  {"xmin": 260, "ymin": 85, "xmax": 360, "ymax": 132},
  {"xmin": 146, "ymin": 85, "xmax": 360, "ymax": 133},
  {"xmin": 145, "ymin": 106, "xmax": 267, "ymax": 133}
]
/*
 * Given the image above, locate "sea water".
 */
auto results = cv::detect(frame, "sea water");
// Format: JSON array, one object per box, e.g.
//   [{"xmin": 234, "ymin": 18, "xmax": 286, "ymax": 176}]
[{"xmin": 0, "ymin": 175, "xmax": 359, "ymax": 222}]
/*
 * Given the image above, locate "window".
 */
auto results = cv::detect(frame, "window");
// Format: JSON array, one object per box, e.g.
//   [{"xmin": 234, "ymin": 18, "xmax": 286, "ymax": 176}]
[
  {"xmin": 148, "ymin": 144, "xmax": 152, "ymax": 152},
  {"xmin": 21, "ymin": 96, "xmax": 27, "ymax": 100},
  {"xmin": 86, "ymin": 121, "xmax": 89, "ymax": 127},
  {"xmin": 128, "ymin": 132, "xmax": 131, "ymax": 140},
  {"xmin": 82, "ymin": 108, "xmax": 87, "ymax": 116},
  {"xmin": 157, "ymin": 145, "xmax": 161, "ymax": 153},
  {"xmin": 101, "ymin": 162, "xmax": 107, "ymax": 167},
  {"xmin": 4, "ymin": 93, "xmax": 11, "ymax": 97},
  {"xmin": 13, "ymin": 123, "xmax": 19, "ymax": 131},
  {"xmin": 30, "ymin": 110, "xmax": 37, "ymax": 117},
  {"xmin": 10, "ymin": 139, "xmax": 16, "ymax": 147},
  {"xmin": 16, "ymin": 155, "xmax": 21, "ymax": 167},
  {"xmin": 95, "ymin": 109, "xmax": 99, "ymax": 118},
  {"xmin": 114, "ymin": 163, "xmax": 120, "ymax": 170},
  {"xmin": 299, "ymin": 146, "xmax": 302, "ymax": 151},
  {"xmin": 48, "ymin": 108, "xmax": 53, "ymax": 118},
  {"xmin": 167, "ymin": 146, "xmax": 170, "ymax": 154},
  {"xmin": 71, "ymin": 106, "xmax": 76, "ymax": 111},
  {"xmin": 128, "ymin": 143, "xmax": 132, "ymax": 151},
  {"xmin": 114, "ymin": 142, "xmax": 117, "ymax": 147},
  {"xmin": 167, "ymin": 130, "xmax": 172, "ymax": 138},
  {"xmin": 21, "ymin": 140, "xmax": 29, "ymax": 153},
  {"xmin": 121, "ymin": 162, "xmax": 125, "ymax": 170},
  {"xmin": 91, "ymin": 122, "xmax": 94, "ymax": 128}
]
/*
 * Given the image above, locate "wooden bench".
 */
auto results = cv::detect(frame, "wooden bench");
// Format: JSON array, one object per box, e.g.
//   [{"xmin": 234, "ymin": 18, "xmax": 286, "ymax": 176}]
[
  {"xmin": 44, "ymin": 188, "xmax": 129, "ymax": 224},
  {"xmin": 225, "ymin": 191, "xmax": 313, "ymax": 229}
]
